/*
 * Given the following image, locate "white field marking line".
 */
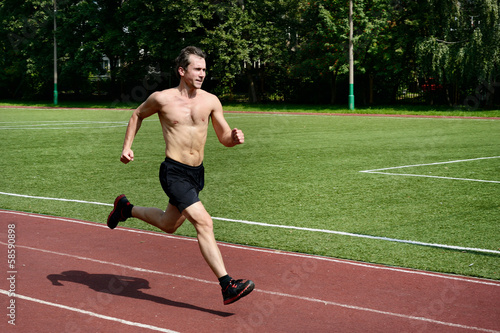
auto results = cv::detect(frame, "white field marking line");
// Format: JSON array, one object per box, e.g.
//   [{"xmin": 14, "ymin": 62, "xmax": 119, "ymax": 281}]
[
  {"xmin": 360, "ymin": 172, "xmax": 500, "ymax": 183},
  {"xmin": 0, "ymin": 120, "xmax": 127, "ymax": 126},
  {"xmin": 0, "ymin": 243, "xmax": 498, "ymax": 333},
  {"xmin": 0, "ymin": 107, "xmax": 132, "ymax": 111},
  {"xmin": 1, "ymin": 191, "xmax": 500, "ymax": 256},
  {"xmin": 360, "ymin": 156, "xmax": 500, "ymax": 184},
  {"xmin": 2, "ymin": 210, "xmax": 499, "ymax": 287},
  {"xmin": 0, "ymin": 290, "xmax": 179, "ymax": 333},
  {"xmin": 0, "ymin": 120, "xmax": 127, "ymax": 124},
  {"xmin": 0, "ymin": 119, "xmax": 155, "ymax": 124},
  {"xmin": 0, "ymin": 126, "xmax": 126, "ymax": 130},
  {"xmin": 0, "ymin": 119, "xmax": 156, "ymax": 130},
  {"xmin": 0, "ymin": 124, "xmax": 127, "ymax": 130}
]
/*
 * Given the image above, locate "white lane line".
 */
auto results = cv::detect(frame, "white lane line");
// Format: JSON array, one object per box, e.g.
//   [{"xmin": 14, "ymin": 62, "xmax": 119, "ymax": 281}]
[
  {"xmin": 2, "ymin": 210, "xmax": 500, "ymax": 289},
  {"xmin": 1, "ymin": 241, "xmax": 498, "ymax": 333},
  {"xmin": 261, "ymin": 290, "xmax": 500, "ymax": 333},
  {"xmin": 0, "ymin": 240, "xmax": 216, "ymax": 286},
  {"xmin": 0, "ymin": 289, "xmax": 179, "ymax": 333},
  {"xmin": 360, "ymin": 156, "xmax": 500, "ymax": 183}
]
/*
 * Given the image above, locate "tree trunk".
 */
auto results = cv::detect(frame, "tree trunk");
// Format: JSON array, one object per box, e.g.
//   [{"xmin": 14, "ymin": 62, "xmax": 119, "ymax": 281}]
[
  {"xmin": 330, "ymin": 71, "xmax": 337, "ymax": 104},
  {"xmin": 247, "ymin": 72, "xmax": 259, "ymax": 103},
  {"xmin": 369, "ymin": 74, "xmax": 374, "ymax": 105}
]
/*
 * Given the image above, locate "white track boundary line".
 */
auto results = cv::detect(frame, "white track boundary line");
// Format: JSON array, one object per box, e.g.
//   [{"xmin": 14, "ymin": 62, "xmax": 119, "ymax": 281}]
[
  {"xmin": 360, "ymin": 156, "xmax": 500, "ymax": 183},
  {"xmin": 211, "ymin": 216, "xmax": 500, "ymax": 255},
  {"xmin": 1, "ymin": 191, "xmax": 499, "ymax": 255},
  {"xmin": 0, "ymin": 192, "xmax": 113, "ymax": 206},
  {"xmin": 2, "ymin": 189, "xmax": 498, "ymax": 254},
  {"xmin": 1, "ymin": 242, "xmax": 498, "ymax": 333},
  {"xmin": 0, "ymin": 289, "xmax": 179, "ymax": 333},
  {"xmin": 1, "ymin": 210, "xmax": 499, "ymax": 287}
]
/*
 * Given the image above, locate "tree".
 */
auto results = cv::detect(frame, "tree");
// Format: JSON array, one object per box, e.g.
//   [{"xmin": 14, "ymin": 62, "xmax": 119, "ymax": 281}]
[
  {"xmin": 1, "ymin": 0, "xmax": 55, "ymax": 99},
  {"xmin": 357, "ymin": 0, "xmax": 419, "ymax": 105},
  {"xmin": 2, "ymin": 0, "xmax": 497, "ymax": 107},
  {"xmin": 57, "ymin": 0, "xmax": 105, "ymax": 96},
  {"xmin": 414, "ymin": 0, "xmax": 500, "ymax": 107},
  {"xmin": 294, "ymin": 0, "xmax": 399, "ymax": 104},
  {"xmin": 201, "ymin": 0, "xmax": 299, "ymax": 102},
  {"xmin": 58, "ymin": 0, "xmax": 204, "ymax": 99},
  {"xmin": 293, "ymin": 0, "xmax": 349, "ymax": 103}
]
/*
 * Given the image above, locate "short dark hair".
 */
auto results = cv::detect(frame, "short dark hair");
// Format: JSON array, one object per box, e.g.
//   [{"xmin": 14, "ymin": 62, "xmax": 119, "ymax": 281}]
[{"xmin": 175, "ymin": 46, "xmax": 206, "ymax": 79}]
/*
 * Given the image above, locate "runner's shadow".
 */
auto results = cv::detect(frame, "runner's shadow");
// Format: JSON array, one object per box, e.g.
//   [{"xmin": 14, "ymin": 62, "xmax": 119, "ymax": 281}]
[{"xmin": 46, "ymin": 270, "xmax": 233, "ymax": 317}]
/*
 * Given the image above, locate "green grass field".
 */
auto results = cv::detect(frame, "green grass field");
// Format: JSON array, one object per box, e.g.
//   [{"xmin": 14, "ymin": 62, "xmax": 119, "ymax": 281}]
[{"xmin": 1, "ymin": 106, "xmax": 499, "ymax": 280}]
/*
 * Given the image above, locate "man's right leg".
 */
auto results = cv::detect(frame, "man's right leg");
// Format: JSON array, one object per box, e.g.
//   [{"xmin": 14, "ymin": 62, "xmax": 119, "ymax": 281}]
[
  {"xmin": 132, "ymin": 203, "xmax": 186, "ymax": 234},
  {"xmin": 108, "ymin": 195, "xmax": 186, "ymax": 232}
]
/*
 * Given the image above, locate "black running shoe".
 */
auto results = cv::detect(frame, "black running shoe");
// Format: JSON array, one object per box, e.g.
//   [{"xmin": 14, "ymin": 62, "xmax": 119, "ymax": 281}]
[
  {"xmin": 107, "ymin": 194, "xmax": 132, "ymax": 229},
  {"xmin": 222, "ymin": 279, "xmax": 255, "ymax": 305}
]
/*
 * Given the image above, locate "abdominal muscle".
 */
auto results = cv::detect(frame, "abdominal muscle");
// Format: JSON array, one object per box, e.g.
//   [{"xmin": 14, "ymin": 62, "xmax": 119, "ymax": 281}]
[
  {"xmin": 163, "ymin": 123, "xmax": 208, "ymax": 167},
  {"xmin": 156, "ymin": 90, "xmax": 213, "ymax": 167}
]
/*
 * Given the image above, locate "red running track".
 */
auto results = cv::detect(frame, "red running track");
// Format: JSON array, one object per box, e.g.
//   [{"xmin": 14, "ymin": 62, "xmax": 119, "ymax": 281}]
[{"xmin": 1, "ymin": 209, "xmax": 499, "ymax": 333}]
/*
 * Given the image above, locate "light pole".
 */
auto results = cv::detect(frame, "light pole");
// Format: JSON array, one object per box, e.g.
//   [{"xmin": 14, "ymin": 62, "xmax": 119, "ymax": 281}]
[
  {"xmin": 53, "ymin": 0, "xmax": 58, "ymax": 106},
  {"xmin": 348, "ymin": 0, "xmax": 355, "ymax": 110}
]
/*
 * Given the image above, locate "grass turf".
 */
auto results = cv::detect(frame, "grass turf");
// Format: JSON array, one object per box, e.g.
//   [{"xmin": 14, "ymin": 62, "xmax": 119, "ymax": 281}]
[{"xmin": 0, "ymin": 107, "xmax": 499, "ymax": 280}]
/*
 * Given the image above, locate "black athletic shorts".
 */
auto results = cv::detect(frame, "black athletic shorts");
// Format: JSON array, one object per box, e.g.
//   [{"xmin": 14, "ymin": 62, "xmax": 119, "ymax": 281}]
[{"xmin": 159, "ymin": 157, "xmax": 205, "ymax": 212}]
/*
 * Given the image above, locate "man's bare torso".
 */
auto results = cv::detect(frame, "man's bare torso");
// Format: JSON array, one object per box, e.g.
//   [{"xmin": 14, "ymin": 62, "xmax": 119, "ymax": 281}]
[
  {"xmin": 120, "ymin": 52, "xmax": 240, "ymax": 169},
  {"xmin": 154, "ymin": 88, "xmax": 217, "ymax": 166}
]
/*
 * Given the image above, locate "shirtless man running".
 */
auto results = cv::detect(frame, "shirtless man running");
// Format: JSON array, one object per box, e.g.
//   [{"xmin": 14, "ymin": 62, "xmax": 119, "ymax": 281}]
[{"xmin": 107, "ymin": 46, "xmax": 254, "ymax": 305}]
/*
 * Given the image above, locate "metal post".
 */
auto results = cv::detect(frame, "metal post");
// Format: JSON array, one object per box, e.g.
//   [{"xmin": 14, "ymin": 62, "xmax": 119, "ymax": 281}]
[
  {"xmin": 53, "ymin": 0, "xmax": 58, "ymax": 106},
  {"xmin": 348, "ymin": 0, "xmax": 355, "ymax": 110}
]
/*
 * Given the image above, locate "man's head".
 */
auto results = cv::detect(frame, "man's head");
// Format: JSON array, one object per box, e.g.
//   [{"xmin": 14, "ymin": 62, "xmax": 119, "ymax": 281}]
[{"xmin": 175, "ymin": 46, "xmax": 206, "ymax": 79}]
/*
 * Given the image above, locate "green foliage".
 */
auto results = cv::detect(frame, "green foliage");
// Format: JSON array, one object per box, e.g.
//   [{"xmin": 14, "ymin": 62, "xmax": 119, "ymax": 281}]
[
  {"xmin": 0, "ymin": 0, "xmax": 54, "ymax": 98},
  {"xmin": 297, "ymin": 0, "xmax": 349, "ymax": 76},
  {"xmin": 414, "ymin": 0, "xmax": 500, "ymax": 105},
  {"xmin": 201, "ymin": 0, "xmax": 300, "ymax": 100},
  {"xmin": 1, "ymin": 0, "xmax": 499, "ymax": 107}
]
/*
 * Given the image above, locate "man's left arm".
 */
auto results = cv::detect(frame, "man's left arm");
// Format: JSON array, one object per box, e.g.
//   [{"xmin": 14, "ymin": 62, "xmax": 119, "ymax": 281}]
[{"xmin": 211, "ymin": 98, "xmax": 244, "ymax": 147}]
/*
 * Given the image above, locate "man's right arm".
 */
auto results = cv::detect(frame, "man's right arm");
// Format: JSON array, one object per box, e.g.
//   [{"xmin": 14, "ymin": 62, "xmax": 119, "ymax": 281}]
[{"xmin": 120, "ymin": 92, "xmax": 161, "ymax": 164}]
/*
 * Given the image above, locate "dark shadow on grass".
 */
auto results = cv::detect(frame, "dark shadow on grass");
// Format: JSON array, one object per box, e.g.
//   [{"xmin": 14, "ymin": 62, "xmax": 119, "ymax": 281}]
[{"xmin": 47, "ymin": 270, "xmax": 233, "ymax": 317}]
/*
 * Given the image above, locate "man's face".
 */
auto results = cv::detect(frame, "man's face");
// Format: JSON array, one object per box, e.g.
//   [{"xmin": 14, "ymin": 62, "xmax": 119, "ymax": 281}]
[{"xmin": 181, "ymin": 55, "xmax": 206, "ymax": 89}]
